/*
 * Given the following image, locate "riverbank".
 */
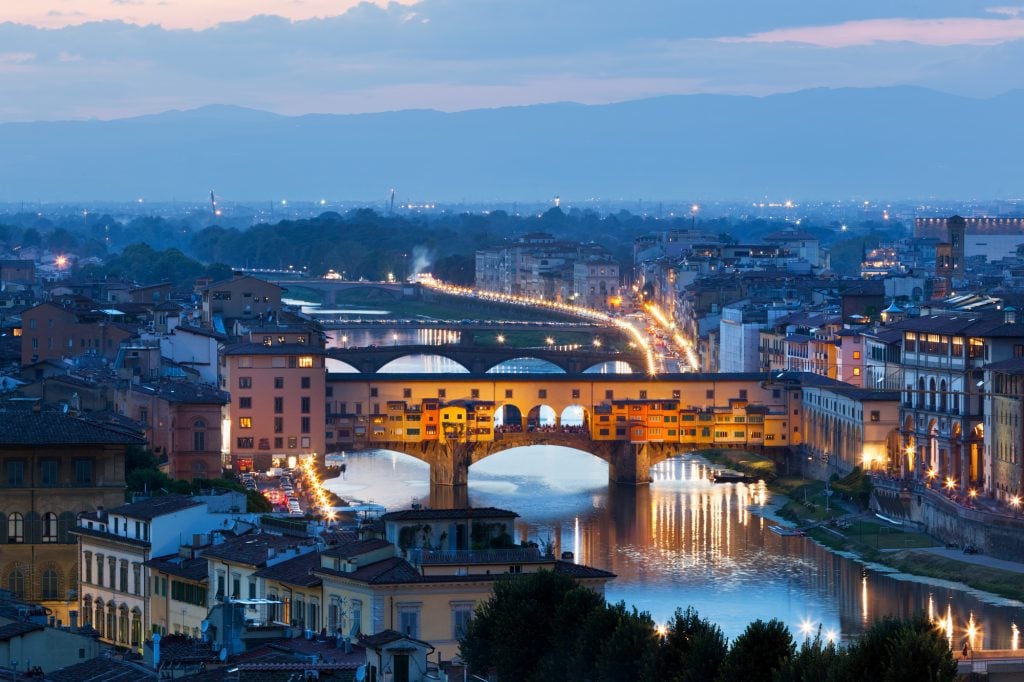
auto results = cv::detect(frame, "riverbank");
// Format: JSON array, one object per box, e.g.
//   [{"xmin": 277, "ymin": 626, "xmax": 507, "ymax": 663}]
[{"xmin": 692, "ymin": 449, "xmax": 1024, "ymax": 603}]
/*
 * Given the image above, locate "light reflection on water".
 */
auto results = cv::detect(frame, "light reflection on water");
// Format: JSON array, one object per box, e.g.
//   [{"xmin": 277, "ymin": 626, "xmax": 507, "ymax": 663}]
[{"xmin": 324, "ymin": 447, "xmax": 1024, "ymax": 648}]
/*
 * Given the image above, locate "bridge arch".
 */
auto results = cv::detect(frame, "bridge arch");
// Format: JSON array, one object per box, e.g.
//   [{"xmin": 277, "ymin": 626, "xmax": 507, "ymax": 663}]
[
  {"xmin": 486, "ymin": 357, "xmax": 566, "ymax": 374},
  {"xmin": 560, "ymin": 404, "xmax": 588, "ymax": 428},
  {"xmin": 326, "ymin": 358, "xmax": 360, "ymax": 373},
  {"xmin": 377, "ymin": 353, "xmax": 471, "ymax": 373},
  {"xmin": 494, "ymin": 404, "xmax": 523, "ymax": 431},
  {"xmin": 582, "ymin": 360, "xmax": 635, "ymax": 374},
  {"xmin": 526, "ymin": 404, "xmax": 558, "ymax": 430}
]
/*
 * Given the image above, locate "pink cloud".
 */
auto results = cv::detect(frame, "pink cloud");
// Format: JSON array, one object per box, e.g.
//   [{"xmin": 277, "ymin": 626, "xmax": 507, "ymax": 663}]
[{"xmin": 721, "ymin": 16, "xmax": 1024, "ymax": 48}]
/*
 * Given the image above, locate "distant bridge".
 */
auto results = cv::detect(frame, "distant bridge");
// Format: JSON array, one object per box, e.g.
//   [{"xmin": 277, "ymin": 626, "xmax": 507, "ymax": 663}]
[
  {"xmin": 273, "ymin": 279, "xmax": 411, "ymax": 302},
  {"xmin": 322, "ymin": 319, "xmax": 609, "ymax": 333},
  {"xmin": 326, "ymin": 344, "xmax": 647, "ymax": 374}
]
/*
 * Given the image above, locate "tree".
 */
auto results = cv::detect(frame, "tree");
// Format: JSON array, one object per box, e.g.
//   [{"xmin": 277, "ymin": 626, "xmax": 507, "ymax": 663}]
[
  {"xmin": 460, "ymin": 571, "xmax": 599, "ymax": 681},
  {"xmin": 721, "ymin": 618, "xmax": 794, "ymax": 682},
  {"xmin": 775, "ymin": 629, "xmax": 845, "ymax": 682},
  {"xmin": 652, "ymin": 607, "xmax": 728, "ymax": 682},
  {"xmin": 592, "ymin": 603, "xmax": 660, "ymax": 681},
  {"xmin": 845, "ymin": 615, "xmax": 956, "ymax": 682}
]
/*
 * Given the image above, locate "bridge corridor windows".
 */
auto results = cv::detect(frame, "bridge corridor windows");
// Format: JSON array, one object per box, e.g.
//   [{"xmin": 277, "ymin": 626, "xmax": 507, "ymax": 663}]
[
  {"xmin": 560, "ymin": 405, "xmax": 588, "ymax": 431},
  {"xmin": 486, "ymin": 358, "xmax": 565, "ymax": 374},
  {"xmin": 526, "ymin": 405, "xmax": 557, "ymax": 431},
  {"xmin": 494, "ymin": 405, "xmax": 523, "ymax": 432},
  {"xmin": 378, "ymin": 354, "xmax": 471, "ymax": 374}
]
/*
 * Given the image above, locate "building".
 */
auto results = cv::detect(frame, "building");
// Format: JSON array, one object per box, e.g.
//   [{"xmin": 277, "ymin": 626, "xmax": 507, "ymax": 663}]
[
  {"xmin": 0, "ymin": 260, "xmax": 35, "ymax": 288},
  {"xmin": 313, "ymin": 511, "xmax": 615, "ymax": 659},
  {"xmin": 719, "ymin": 305, "xmax": 766, "ymax": 373},
  {"xmin": 220, "ymin": 333, "xmax": 327, "ymax": 472},
  {"xmin": 118, "ymin": 381, "xmax": 229, "ymax": 481},
  {"xmin": 801, "ymin": 381, "xmax": 900, "ymax": 475},
  {"xmin": 73, "ymin": 492, "xmax": 249, "ymax": 651},
  {"xmin": 200, "ymin": 275, "xmax": 282, "ymax": 330},
  {"xmin": 983, "ymin": 356, "xmax": 1024, "ymax": 504},
  {"xmin": 158, "ymin": 325, "xmax": 227, "ymax": 386},
  {"xmin": 19, "ymin": 302, "xmax": 137, "ymax": 366},
  {"xmin": 0, "ymin": 617, "xmax": 103, "ymax": 673},
  {"xmin": 572, "ymin": 257, "xmax": 620, "ymax": 309},
  {"xmin": 0, "ymin": 409, "xmax": 143, "ymax": 624},
  {"xmin": 894, "ymin": 308, "xmax": 1024, "ymax": 491}
]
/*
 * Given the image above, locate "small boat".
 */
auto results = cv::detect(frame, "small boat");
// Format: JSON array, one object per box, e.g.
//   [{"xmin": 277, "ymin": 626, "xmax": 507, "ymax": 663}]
[
  {"xmin": 711, "ymin": 469, "xmax": 758, "ymax": 484},
  {"xmin": 769, "ymin": 525, "xmax": 805, "ymax": 537}
]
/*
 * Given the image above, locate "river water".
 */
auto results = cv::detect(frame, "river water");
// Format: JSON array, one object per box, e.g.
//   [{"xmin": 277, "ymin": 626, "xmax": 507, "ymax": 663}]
[{"xmin": 324, "ymin": 447, "xmax": 1024, "ymax": 650}]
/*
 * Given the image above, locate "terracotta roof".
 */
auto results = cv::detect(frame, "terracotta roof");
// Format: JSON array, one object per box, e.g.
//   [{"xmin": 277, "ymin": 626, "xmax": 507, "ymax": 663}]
[
  {"xmin": 173, "ymin": 324, "xmax": 229, "ymax": 341},
  {"xmin": 0, "ymin": 411, "xmax": 146, "ymax": 445},
  {"xmin": 321, "ymin": 538, "xmax": 393, "ymax": 559},
  {"xmin": 45, "ymin": 658, "xmax": 156, "ymax": 681},
  {"xmin": 145, "ymin": 554, "xmax": 209, "ymax": 582},
  {"xmin": 131, "ymin": 381, "xmax": 230, "ymax": 405},
  {"xmin": 0, "ymin": 620, "xmax": 44, "ymax": 641},
  {"xmin": 252, "ymin": 551, "xmax": 322, "ymax": 587},
  {"xmin": 380, "ymin": 507, "xmax": 518, "ymax": 523},
  {"xmin": 200, "ymin": 533, "xmax": 314, "ymax": 568},
  {"xmin": 106, "ymin": 494, "xmax": 203, "ymax": 520},
  {"xmin": 358, "ymin": 629, "xmax": 433, "ymax": 651},
  {"xmin": 222, "ymin": 343, "xmax": 326, "ymax": 356},
  {"xmin": 552, "ymin": 560, "xmax": 617, "ymax": 580}
]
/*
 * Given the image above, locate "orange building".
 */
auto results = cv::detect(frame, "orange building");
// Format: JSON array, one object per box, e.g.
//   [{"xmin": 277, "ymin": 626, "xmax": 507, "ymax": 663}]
[
  {"xmin": 20, "ymin": 302, "xmax": 137, "ymax": 366},
  {"xmin": 220, "ymin": 332, "xmax": 326, "ymax": 472}
]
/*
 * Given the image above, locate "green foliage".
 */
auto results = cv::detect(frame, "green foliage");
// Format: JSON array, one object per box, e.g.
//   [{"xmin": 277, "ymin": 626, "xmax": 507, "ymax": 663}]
[
  {"xmin": 831, "ymin": 466, "xmax": 873, "ymax": 508},
  {"xmin": 774, "ymin": 629, "xmax": 845, "ymax": 682},
  {"xmin": 721, "ymin": 618, "xmax": 795, "ymax": 682},
  {"xmin": 845, "ymin": 615, "xmax": 956, "ymax": 682},
  {"xmin": 653, "ymin": 607, "xmax": 728, "ymax": 682}
]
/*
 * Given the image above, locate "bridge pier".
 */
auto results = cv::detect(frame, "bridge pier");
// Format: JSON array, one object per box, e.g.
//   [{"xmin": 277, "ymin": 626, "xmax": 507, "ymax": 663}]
[
  {"xmin": 429, "ymin": 483, "xmax": 469, "ymax": 509},
  {"xmin": 428, "ymin": 442, "xmax": 472, "ymax": 488},
  {"xmin": 608, "ymin": 442, "xmax": 654, "ymax": 485}
]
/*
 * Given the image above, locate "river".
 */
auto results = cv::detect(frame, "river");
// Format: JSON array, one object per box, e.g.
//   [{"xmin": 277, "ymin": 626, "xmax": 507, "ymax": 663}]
[{"xmin": 324, "ymin": 447, "xmax": 1024, "ymax": 650}]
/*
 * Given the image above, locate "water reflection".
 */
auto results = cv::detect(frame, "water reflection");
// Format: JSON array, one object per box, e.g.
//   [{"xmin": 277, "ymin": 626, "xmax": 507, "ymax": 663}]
[{"xmin": 324, "ymin": 448, "xmax": 1024, "ymax": 647}]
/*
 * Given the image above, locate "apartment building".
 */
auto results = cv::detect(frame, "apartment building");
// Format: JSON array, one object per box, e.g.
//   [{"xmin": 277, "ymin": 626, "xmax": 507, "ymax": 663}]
[
  {"xmin": 20, "ymin": 302, "xmax": 137, "ymax": 365},
  {"xmin": 220, "ymin": 331, "xmax": 327, "ymax": 472},
  {"xmin": 0, "ymin": 409, "xmax": 143, "ymax": 625}
]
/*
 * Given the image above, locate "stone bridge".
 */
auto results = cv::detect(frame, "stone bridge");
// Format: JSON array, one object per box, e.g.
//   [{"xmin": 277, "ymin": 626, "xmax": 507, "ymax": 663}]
[
  {"xmin": 273, "ymin": 279, "xmax": 412, "ymax": 303},
  {"xmin": 327, "ymin": 345, "xmax": 647, "ymax": 374},
  {"xmin": 348, "ymin": 431, "xmax": 681, "ymax": 487}
]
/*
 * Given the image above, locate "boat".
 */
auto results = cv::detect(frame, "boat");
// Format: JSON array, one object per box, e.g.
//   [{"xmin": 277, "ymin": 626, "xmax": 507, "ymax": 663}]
[
  {"xmin": 711, "ymin": 468, "xmax": 758, "ymax": 484},
  {"xmin": 769, "ymin": 525, "xmax": 805, "ymax": 537}
]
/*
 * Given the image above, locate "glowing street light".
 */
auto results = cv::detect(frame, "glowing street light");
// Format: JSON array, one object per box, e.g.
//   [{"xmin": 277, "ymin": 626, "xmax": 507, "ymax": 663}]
[
  {"xmin": 945, "ymin": 477, "xmax": 957, "ymax": 491},
  {"xmin": 545, "ymin": 337, "xmax": 555, "ymax": 346},
  {"xmin": 496, "ymin": 334, "xmax": 505, "ymax": 344}
]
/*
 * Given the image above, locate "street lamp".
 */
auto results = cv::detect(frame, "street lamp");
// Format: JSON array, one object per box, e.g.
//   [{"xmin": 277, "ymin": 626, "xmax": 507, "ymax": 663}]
[
  {"xmin": 1011, "ymin": 496, "xmax": 1022, "ymax": 516},
  {"xmin": 496, "ymin": 334, "xmax": 505, "ymax": 344},
  {"xmin": 945, "ymin": 477, "xmax": 957, "ymax": 492},
  {"xmin": 545, "ymin": 337, "xmax": 555, "ymax": 347}
]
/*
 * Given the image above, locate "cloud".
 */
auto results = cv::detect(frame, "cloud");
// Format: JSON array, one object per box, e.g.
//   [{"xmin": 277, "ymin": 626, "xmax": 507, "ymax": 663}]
[{"xmin": 721, "ymin": 16, "xmax": 1024, "ymax": 47}]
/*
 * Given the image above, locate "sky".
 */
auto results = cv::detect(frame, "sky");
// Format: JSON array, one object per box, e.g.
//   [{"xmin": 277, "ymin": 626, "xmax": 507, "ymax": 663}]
[{"xmin": 3, "ymin": 0, "xmax": 1024, "ymax": 121}]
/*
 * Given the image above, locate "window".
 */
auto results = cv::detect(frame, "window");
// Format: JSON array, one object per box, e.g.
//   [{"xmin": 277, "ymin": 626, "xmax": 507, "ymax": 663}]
[
  {"xmin": 538, "ymin": 389, "xmax": 547, "ymax": 399},
  {"xmin": 853, "ymin": 351, "xmax": 861, "ymax": 360},
  {"xmin": 238, "ymin": 377, "xmax": 252, "ymax": 389},
  {"xmin": 274, "ymin": 397, "xmax": 284, "ymax": 413},
  {"xmin": 272, "ymin": 357, "xmax": 287, "ymax": 368},
  {"xmin": 870, "ymin": 410, "xmax": 880, "ymax": 422},
  {"xmin": 84, "ymin": 552, "xmax": 92, "ymax": 584},
  {"xmin": 452, "ymin": 604, "xmax": 473, "ymax": 639},
  {"xmin": 605, "ymin": 390, "xmax": 614, "ymax": 400},
  {"xmin": 274, "ymin": 377, "xmax": 284, "ymax": 389},
  {"xmin": 193, "ymin": 427, "xmax": 206, "ymax": 452},
  {"xmin": 471, "ymin": 389, "xmax": 480, "ymax": 399},
  {"xmin": 504, "ymin": 389, "xmax": 513, "ymax": 399},
  {"xmin": 238, "ymin": 417, "xmax": 252, "ymax": 429},
  {"xmin": 96, "ymin": 554, "xmax": 104, "ymax": 587},
  {"xmin": 369, "ymin": 388, "xmax": 378, "ymax": 398},
  {"xmin": 288, "ymin": 437, "xmax": 297, "ymax": 449},
  {"xmin": 301, "ymin": 377, "xmax": 311, "ymax": 389},
  {"xmin": 639, "ymin": 390, "xmax": 647, "ymax": 400},
  {"xmin": 239, "ymin": 397, "xmax": 252, "ymax": 409},
  {"xmin": 119, "ymin": 560, "xmax": 128, "ymax": 592},
  {"xmin": 232, "ymin": 574, "xmax": 240, "ymax": 599},
  {"xmin": 7, "ymin": 569, "xmax": 25, "ymax": 598},
  {"xmin": 298, "ymin": 356, "xmax": 314, "ymax": 368},
  {"xmin": 74, "ymin": 459, "xmax": 93, "ymax": 485},
  {"xmin": 398, "ymin": 605, "xmax": 420, "ymax": 638},
  {"xmin": 274, "ymin": 437, "xmax": 284, "ymax": 448},
  {"xmin": 349, "ymin": 600, "xmax": 363, "ymax": 635},
  {"xmin": 572, "ymin": 389, "xmax": 581, "ymax": 399},
  {"xmin": 6, "ymin": 460, "xmax": 25, "ymax": 486},
  {"xmin": 301, "ymin": 417, "xmax": 311, "ymax": 433},
  {"xmin": 248, "ymin": 580, "xmax": 257, "ymax": 600},
  {"xmin": 40, "ymin": 459, "xmax": 58, "ymax": 486},
  {"xmin": 263, "ymin": 335, "xmax": 273, "ymax": 346},
  {"xmin": 853, "ymin": 367, "xmax": 861, "ymax": 376},
  {"xmin": 133, "ymin": 563, "xmax": 142, "ymax": 595},
  {"xmin": 438, "ymin": 389, "xmax": 446, "ymax": 398},
  {"xmin": 7, "ymin": 513, "xmax": 24, "ymax": 543},
  {"xmin": 237, "ymin": 437, "xmax": 254, "ymax": 448},
  {"xmin": 274, "ymin": 417, "xmax": 284, "ymax": 433},
  {"xmin": 42, "ymin": 512, "xmax": 58, "ymax": 543},
  {"xmin": 706, "ymin": 390, "xmax": 714, "ymax": 399},
  {"xmin": 301, "ymin": 397, "xmax": 311, "ymax": 413}
]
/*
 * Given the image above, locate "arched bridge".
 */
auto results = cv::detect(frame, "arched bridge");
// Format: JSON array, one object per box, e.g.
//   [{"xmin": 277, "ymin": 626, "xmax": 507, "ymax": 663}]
[
  {"xmin": 326, "ymin": 345, "xmax": 647, "ymax": 374},
  {"xmin": 273, "ymin": 279, "xmax": 411, "ymax": 303},
  {"xmin": 353, "ymin": 431, "xmax": 681, "ymax": 487}
]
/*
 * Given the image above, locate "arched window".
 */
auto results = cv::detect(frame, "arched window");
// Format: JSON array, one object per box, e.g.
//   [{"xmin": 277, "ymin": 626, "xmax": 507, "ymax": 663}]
[
  {"xmin": 917, "ymin": 377, "xmax": 925, "ymax": 408},
  {"xmin": 7, "ymin": 569, "xmax": 25, "ymax": 597},
  {"xmin": 929, "ymin": 378, "xmax": 937, "ymax": 410},
  {"xmin": 939, "ymin": 380, "xmax": 948, "ymax": 412},
  {"xmin": 41, "ymin": 568, "xmax": 59, "ymax": 599},
  {"xmin": 42, "ymin": 512, "xmax": 58, "ymax": 543},
  {"xmin": 7, "ymin": 513, "xmax": 23, "ymax": 543},
  {"xmin": 94, "ymin": 600, "xmax": 105, "ymax": 637},
  {"xmin": 193, "ymin": 419, "xmax": 206, "ymax": 452},
  {"xmin": 82, "ymin": 596, "xmax": 93, "ymax": 627}
]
